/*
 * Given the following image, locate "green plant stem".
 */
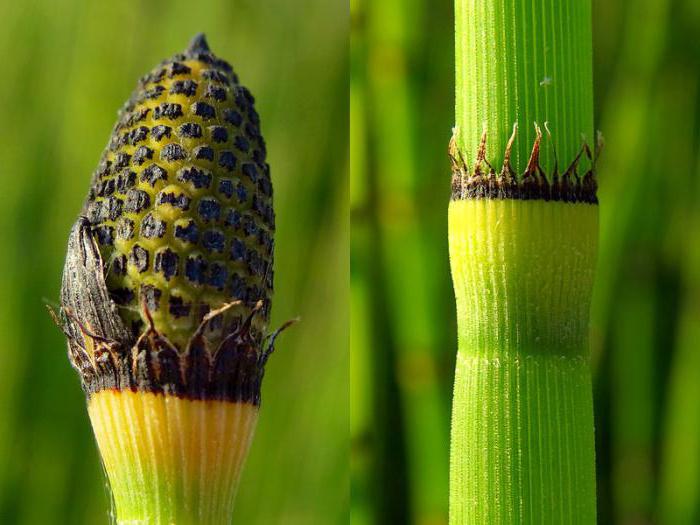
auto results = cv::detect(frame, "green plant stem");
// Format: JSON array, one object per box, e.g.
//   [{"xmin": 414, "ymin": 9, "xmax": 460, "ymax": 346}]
[
  {"xmin": 449, "ymin": 200, "xmax": 597, "ymax": 523},
  {"xmin": 450, "ymin": 1, "xmax": 598, "ymax": 523}
]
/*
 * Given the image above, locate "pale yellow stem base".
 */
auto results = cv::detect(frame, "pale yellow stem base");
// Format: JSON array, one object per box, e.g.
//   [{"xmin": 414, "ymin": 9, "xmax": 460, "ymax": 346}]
[{"xmin": 88, "ymin": 390, "xmax": 258, "ymax": 525}]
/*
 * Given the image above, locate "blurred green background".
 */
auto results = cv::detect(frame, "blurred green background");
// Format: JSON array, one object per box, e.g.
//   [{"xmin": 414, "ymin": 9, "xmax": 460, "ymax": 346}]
[
  {"xmin": 0, "ymin": 1, "xmax": 347, "ymax": 524},
  {"xmin": 351, "ymin": 0, "xmax": 700, "ymax": 524}
]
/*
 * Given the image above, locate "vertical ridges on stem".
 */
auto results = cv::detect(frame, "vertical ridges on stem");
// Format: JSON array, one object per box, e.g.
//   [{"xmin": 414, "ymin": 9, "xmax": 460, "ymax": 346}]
[
  {"xmin": 454, "ymin": 0, "xmax": 593, "ymax": 174},
  {"xmin": 89, "ymin": 391, "xmax": 258, "ymax": 524},
  {"xmin": 448, "ymin": 198, "xmax": 599, "ymax": 523}
]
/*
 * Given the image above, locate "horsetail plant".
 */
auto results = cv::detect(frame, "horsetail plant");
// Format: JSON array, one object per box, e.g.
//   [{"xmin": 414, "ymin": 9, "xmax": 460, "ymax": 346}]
[
  {"xmin": 449, "ymin": 1, "xmax": 599, "ymax": 523},
  {"xmin": 55, "ymin": 34, "xmax": 284, "ymax": 524}
]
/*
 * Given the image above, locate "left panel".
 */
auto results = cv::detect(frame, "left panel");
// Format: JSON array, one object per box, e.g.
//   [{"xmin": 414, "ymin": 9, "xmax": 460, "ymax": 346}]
[{"xmin": 0, "ymin": 1, "xmax": 349, "ymax": 523}]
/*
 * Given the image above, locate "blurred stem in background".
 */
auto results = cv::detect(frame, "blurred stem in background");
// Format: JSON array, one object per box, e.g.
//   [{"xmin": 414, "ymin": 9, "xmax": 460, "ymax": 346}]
[
  {"xmin": 591, "ymin": 0, "xmax": 671, "ymax": 518},
  {"xmin": 352, "ymin": 0, "xmax": 453, "ymax": 523},
  {"xmin": 659, "ymin": 143, "xmax": 700, "ymax": 525},
  {"xmin": 592, "ymin": 0, "xmax": 700, "ymax": 523}
]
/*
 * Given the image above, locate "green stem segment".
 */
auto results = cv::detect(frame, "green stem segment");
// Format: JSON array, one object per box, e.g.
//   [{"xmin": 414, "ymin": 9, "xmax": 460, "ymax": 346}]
[
  {"xmin": 449, "ymin": 200, "xmax": 597, "ymax": 523},
  {"xmin": 450, "ymin": 1, "xmax": 598, "ymax": 523},
  {"xmin": 455, "ymin": 0, "xmax": 593, "ymax": 174}
]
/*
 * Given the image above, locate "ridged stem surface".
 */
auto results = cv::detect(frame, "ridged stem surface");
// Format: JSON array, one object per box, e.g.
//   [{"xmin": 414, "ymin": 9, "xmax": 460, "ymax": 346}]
[
  {"xmin": 455, "ymin": 0, "xmax": 593, "ymax": 173},
  {"xmin": 88, "ymin": 391, "xmax": 258, "ymax": 525},
  {"xmin": 448, "ymin": 200, "xmax": 598, "ymax": 524}
]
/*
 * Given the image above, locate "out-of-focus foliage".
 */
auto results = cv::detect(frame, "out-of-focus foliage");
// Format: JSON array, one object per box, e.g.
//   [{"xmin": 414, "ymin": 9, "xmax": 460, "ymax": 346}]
[
  {"xmin": 0, "ymin": 1, "xmax": 348, "ymax": 524},
  {"xmin": 351, "ymin": 0, "xmax": 700, "ymax": 523}
]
